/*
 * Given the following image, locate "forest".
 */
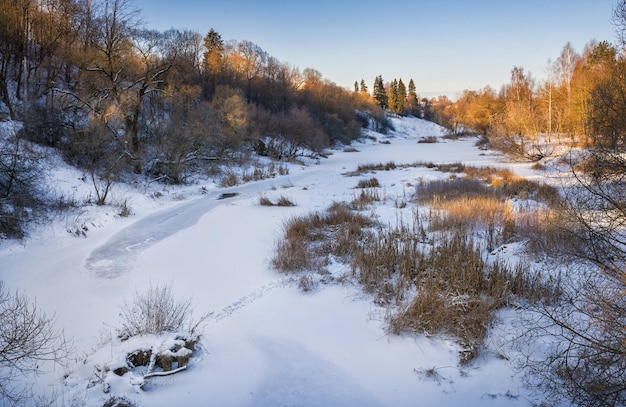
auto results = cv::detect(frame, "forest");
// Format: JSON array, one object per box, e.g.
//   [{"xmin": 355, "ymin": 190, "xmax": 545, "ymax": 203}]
[{"xmin": 0, "ymin": 0, "xmax": 397, "ymax": 238}]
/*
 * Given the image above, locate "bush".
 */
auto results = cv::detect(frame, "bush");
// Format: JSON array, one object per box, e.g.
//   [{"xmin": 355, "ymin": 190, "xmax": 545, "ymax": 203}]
[
  {"xmin": 119, "ymin": 282, "xmax": 207, "ymax": 338},
  {"xmin": 0, "ymin": 281, "xmax": 69, "ymax": 404}
]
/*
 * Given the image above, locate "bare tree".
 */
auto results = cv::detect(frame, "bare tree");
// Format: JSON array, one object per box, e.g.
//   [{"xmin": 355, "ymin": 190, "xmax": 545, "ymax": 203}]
[{"xmin": 0, "ymin": 281, "xmax": 70, "ymax": 405}]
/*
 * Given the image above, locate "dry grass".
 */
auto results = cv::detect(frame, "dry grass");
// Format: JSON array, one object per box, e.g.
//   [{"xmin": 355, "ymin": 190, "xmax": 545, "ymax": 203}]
[
  {"xmin": 345, "ymin": 161, "xmax": 397, "ymax": 176},
  {"xmin": 350, "ymin": 189, "xmax": 381, "ymax": 210},
  {"xmin": 259, "ymin": 195, "xmax": 274, "ymax": 206},
  {"xmin": 356, "ymin": 177, "xmax": 381, "ymax": 188},
  {"xmin": 354, "ymin": 221, "xmax": 556, "ymax": 364},
  {"xmin": 272, "ymin": 163, "xmax": 568, "ymax": 364},
  {"xmin": 259, "ymin": 195, "xmax": 296, "ymax": 207},
  {"xmin": 415, "ymin": 170, "xmax": 567, "ymax": 254},
  {"xmin": 271, "ymin": 202, "xmax": 374, "ymax": 273},
  {"xmin": 219, "ymin": 171, "xmax": 239, "ymax": 187}
]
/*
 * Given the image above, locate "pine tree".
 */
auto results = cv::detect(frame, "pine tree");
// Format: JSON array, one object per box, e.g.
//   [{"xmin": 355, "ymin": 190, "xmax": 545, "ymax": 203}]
[
  {"xmin": 397, "ymin": 78, "xmax": 406, "ymax": 115},
  {"xmin": 388, "ymin": 79, "xmax": 398, "ymax": 114},
  {"xmin": 203, "ymin": 28, "xmax": 225, "ymax": 92},
  {"xmin": 407, "ymin": 79, "xmax": 419, "ymax": 116},
  {"xmin": 360, "ymin": 79, "xmax": 368, "ymax": 94},
  {"xmin": 373, "ymin": 75, "xmax": 388, "ymax": 109},
  {"xmin": 354, "ymin": 81, "xmax": 359, "ymax": 92}
]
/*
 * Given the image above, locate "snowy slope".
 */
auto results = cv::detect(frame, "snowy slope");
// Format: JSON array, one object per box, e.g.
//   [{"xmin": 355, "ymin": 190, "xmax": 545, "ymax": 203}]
[{"xmin": 0, "ymin": 117, "xmax": 544, "ymax": 406}]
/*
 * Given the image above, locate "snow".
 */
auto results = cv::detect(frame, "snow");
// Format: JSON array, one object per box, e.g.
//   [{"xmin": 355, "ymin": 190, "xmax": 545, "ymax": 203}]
[{"xmin": 0, "ymin": 117, "xmax": 545, "ymax": 406}]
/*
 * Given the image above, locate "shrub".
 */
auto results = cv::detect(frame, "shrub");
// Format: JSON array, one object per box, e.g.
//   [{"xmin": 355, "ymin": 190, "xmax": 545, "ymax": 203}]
[
  {"xmin": 119, "ymin": 282, "xmax": 207, "ymax": 338},
  {"xmin": 0, "ymin": 281, "xmax": 69, "ymax": 404}
]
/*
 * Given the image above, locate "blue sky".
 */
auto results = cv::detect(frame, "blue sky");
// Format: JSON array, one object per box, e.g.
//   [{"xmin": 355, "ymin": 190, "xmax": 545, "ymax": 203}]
[{"xmin": 132, "ymin": 0, "xmax": 617, "ymax": 99}]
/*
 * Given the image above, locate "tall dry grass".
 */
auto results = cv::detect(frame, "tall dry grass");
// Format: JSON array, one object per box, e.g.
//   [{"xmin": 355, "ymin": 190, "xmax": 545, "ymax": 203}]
[{"xmin": 271, "ymin": 202, "xmax": 374, "ymax": 273}]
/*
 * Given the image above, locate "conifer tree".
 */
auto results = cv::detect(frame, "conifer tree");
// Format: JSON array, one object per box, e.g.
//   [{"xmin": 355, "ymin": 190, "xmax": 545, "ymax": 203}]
[
  {"xmin": 407, "ymin": 79, "xmax": 419, "ymax": 116},
  {"xmin": 203, "ymin": 28, "xmax": 225, "ymax": 92},
  {"xmin": 354, "ymin": 81, "xmax": 359, "ymax": 92},
  {"xmin": 388, "ymin": 79, "xmax": 398, "ymax": 114},
  {"xmin": 373, "ymin": 75, "xmax": 388, "ymax": 109},
  {"xmin": 360, "ymin": 79, "xmax": 368, "ymax": 94},
  {"xmin": 397, "ymin": 78, "xmax": 406, "ymax": 115}
]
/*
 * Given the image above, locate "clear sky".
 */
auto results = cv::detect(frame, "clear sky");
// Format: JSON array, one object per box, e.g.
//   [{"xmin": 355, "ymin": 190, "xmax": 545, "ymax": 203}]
[{"xmin": 132, "ymin": 0, "xmax": 617, "ymax": 99}]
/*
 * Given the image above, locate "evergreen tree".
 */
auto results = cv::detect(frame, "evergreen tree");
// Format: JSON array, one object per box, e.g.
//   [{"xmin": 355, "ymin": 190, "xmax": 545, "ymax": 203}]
[
  {"xmin": 407, "ymin": 79, "xmax": 419, "ymax": 116},
  {"xmin": 360, "ymin": 79, "xmax": 368, "ymax": 94},
  {"xmin": 203, "ymin": 28, "xmax": 225, "ymax": 92},
  {"xmin": 388, "ymin": 79, "xmax": 398, "ymax": 114},
  {"xmin": 397, "ymin": 78, "xmax": 406, "ymax": 115},
  {"xmin": 354, "ymin": 81, "xmax": 359, "ymax": 92},
  {"xmin": 373, "ymin": 75, "xmax": 388, "ymax": 109}
]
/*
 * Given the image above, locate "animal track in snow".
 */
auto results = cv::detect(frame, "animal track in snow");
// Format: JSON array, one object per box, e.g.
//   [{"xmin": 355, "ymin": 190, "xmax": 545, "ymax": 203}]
[{"xmin": 212, "ymin": 278, "xmax": 293, "ymax": 322}]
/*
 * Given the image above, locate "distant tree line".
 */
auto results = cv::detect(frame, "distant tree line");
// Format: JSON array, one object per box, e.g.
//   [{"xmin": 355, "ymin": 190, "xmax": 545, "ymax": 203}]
[{"xmin": 355, "ymin": 76, "xmax": 428, "ymax": 119}]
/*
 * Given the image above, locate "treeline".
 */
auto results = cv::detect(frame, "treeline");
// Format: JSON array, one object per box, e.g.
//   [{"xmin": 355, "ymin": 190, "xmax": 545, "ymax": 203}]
[
  {"xmin": 0, "ymin": 0, "xmax": 392, "ymax": 191},
  {"xmin": 355, "ymin": 76, "xmax": 432, "ymax": 119},
  {"xmin": 427, "ymin": 39, "xmax": 626, "ymax": 159}
]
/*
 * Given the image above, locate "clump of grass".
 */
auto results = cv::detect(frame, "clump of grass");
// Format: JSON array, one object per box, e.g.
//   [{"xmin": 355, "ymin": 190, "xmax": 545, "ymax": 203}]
[
  {"xmin": 347, "ymin": 161, "xmax": 397, "ymax": 176},
  {"xmin": 259, "ymin": 194, "xmax": 296, "ymax": 207},
  {"xmin": 356, "ymin": 177, "xmax": 381, "ymax": 188},
  {"xmin": 415, "ymin": 178, "xmax": 493, "ymax": 204},
  {"xmin": 271, "ymin": 202, "xmax": 374, "ymax": 273},
  {"xmin": 436, "ymin": 162, "xmax": 466, "ymax": 173},
  {"xmin": 276, "ymin": 196, "xmax": 296, "ymax": 206},
  {"xmin": 350, "ymin": 189, "xmax": 381, "ymax": 210},
  {"xmin": 219, "ymin": 171, "xmax": 239, "ymax": 187},
  {"xmin": 259, "ymin": 195, "xmax": 274, "ymax": 206}
]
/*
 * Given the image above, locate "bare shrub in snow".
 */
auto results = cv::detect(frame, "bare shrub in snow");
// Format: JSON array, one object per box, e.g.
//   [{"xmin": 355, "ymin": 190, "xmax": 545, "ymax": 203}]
[
  {"xmin": 520, "ymin": 268, "xmax": 626, "ymax": 407},
  {"xmin": 0, "ymin": 281, "xmax": 70, "ymax": 405},
  {"xmin": 119, "ymin": 282, "xmax": 208, "ymax": 338}
]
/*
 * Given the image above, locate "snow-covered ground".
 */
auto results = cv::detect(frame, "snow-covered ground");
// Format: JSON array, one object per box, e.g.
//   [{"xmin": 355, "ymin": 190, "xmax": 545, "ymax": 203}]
[{"xmin": 0, "ymin": 117, "xmax": 547, "ymax": 406}]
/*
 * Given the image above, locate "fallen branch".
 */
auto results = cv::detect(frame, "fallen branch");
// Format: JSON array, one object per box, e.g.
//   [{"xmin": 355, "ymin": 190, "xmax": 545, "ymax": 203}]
[{"xmin": 144, "ymin": 365, "xmax": 187, "ymax": 379}]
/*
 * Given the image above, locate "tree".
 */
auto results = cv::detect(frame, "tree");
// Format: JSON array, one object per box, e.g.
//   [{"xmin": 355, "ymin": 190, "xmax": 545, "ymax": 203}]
[
  {"xmin": 555, "ymin": 42, "xmax": 579, "ymax": 136},
  {"xmin": 0, "ymin": 281, "xmax": 69, "ymax": 405},
  {"xmin": 520, "ymin": 13, "xmax": 626, "ymax": 404},
  {"xmin": 406, "ymin": 78, "xmax": 419, "ymax": 116},
  {"xmin": 0, "ymin": 130, "xmax": 43, "ymax": 238},
  {"xmin": 387, "ymin": 78, "xmax": 398, "ymax": 114},
  {"xmin": 372, "ymin": 75, "xmax": 387, "ymax": 109},
  {"xmin": 202, "ymin": 28, "xmax": 224, "ymax": 94},
  {"xmin": 396, "ymin": 78, "xmax": 406, "ymax": 115},
  {"xmin": 359, "ymin": 79, "xmax": 368, "ymax": 94}
]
